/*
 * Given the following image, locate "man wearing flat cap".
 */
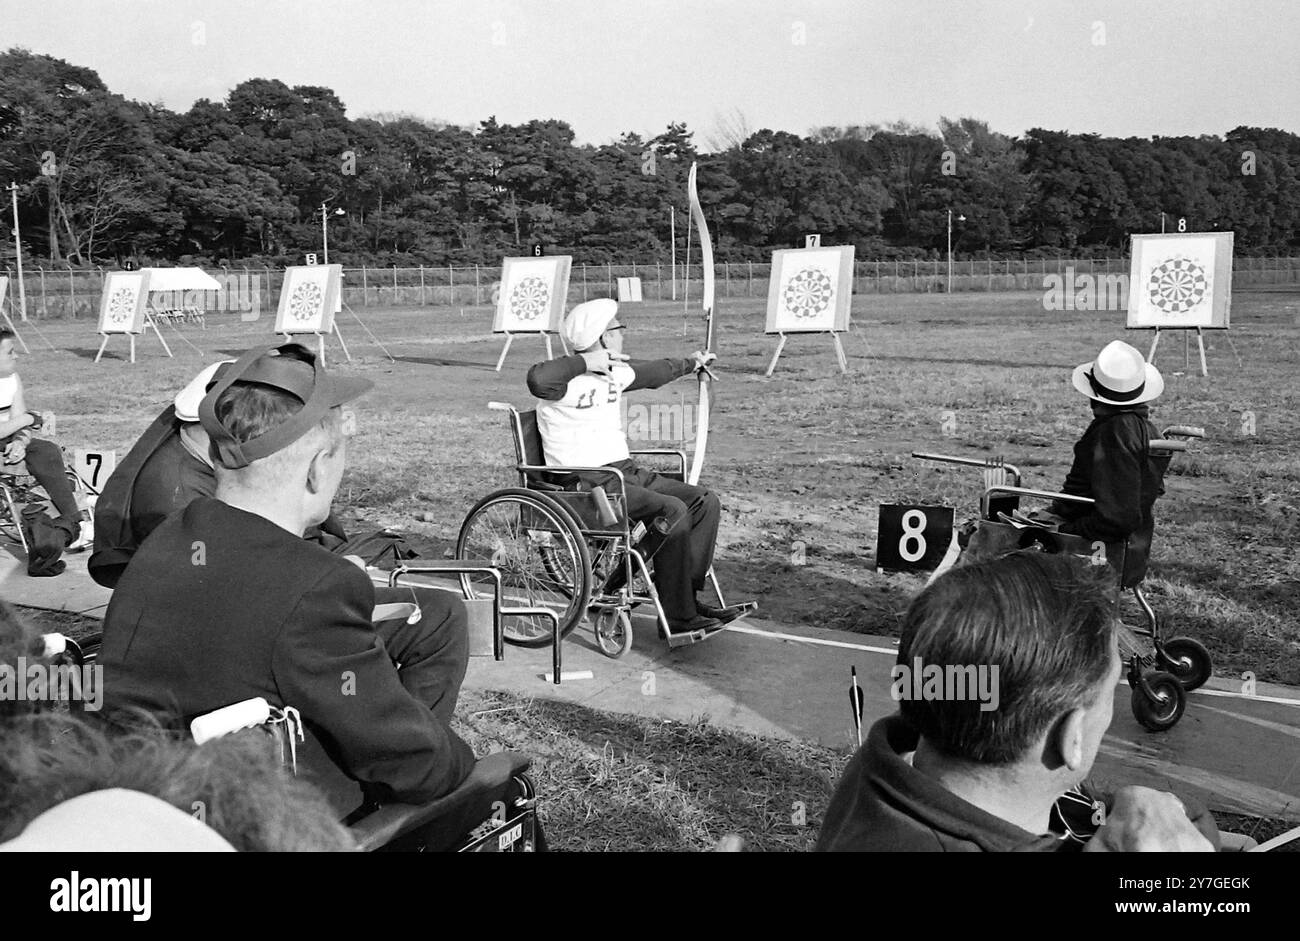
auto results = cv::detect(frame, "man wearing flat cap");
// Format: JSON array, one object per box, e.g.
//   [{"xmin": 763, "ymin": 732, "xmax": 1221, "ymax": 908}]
[
  {"xmin": 526, "ymin": 298, "xmax": 751, "ymax": 638},
  {"xmin": 100, "ymin": 343, "xmax": 477, "ymax": 809}
]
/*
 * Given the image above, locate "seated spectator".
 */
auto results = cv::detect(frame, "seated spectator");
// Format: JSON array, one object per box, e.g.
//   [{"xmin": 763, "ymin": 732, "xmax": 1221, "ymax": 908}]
[
  {"xmin": 816, "ymin": 552, "xmax": 1238, "ymax": 852},
  {"xmin": 98, "ymin": 343, "xmax": 478, "ymax": 812},
  {"xmin": 0, "ymin": 601, "xmax": 352, "ymax": 851},
  {"xmin": 0, "ymin": 329, "xmax": 89, "ymax": 570},
  {"xmin": 91, "ymin": 354, "xmax": 468, "ymax": 725}
]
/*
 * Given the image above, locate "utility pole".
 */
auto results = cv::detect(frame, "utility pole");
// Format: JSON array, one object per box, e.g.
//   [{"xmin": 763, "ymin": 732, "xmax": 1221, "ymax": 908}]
[
  {"xmin": 8, "ymin": 182, "xmax": 27, "ymax": 321},
  {"xmin": 670, "ymin": 206, "xmax": 676, "ymax": 300}
]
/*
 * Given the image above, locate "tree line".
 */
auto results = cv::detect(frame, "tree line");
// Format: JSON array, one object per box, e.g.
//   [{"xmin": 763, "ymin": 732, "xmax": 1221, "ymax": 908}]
[{"xmin": 1, "ymin": 48, "xmax": 1297, "ymax": 270}]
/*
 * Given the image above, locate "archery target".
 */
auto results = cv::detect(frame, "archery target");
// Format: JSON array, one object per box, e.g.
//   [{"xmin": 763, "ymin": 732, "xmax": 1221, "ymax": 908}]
[
  {"xmin": 97, "ymin": 271, "xmax": 152, "ymax": 335},
  {"xmin": 494, "ymin": 256, "xmax": 571, "ymax": 333},
  {"xmin": 274, "ymin": 264, "xmax": 341, "ymax": 335},
  {"xmin": 1128, "ymin": 232, "xmax": 1232, "ymax": 329},
  {"xmin": 766, "ymin": 245, "xmax": 855, "ymax": 333}
]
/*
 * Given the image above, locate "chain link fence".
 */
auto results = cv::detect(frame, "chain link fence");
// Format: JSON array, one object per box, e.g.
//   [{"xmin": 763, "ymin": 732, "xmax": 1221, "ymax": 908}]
[{"xmin": 4, "ymin": 255, "xmax": 1299, "ymax": 320}]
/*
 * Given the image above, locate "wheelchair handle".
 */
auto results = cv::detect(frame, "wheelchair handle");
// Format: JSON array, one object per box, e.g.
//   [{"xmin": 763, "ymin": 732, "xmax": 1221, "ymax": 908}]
[
  {"xmin": 488, "ymin": 402, "xmax": 515, "ymax": 413},
  {"xmin": 1148, "ymin": 439, "xmax": 1188, "ymax": 452},
  {"xmin": 1161, "ymin": 425, "xmax": 1205, "ymax": 439}
]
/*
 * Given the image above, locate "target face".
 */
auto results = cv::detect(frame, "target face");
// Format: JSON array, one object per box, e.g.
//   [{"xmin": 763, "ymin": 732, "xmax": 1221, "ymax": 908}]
[
  {"xmin": 509, "ymin": 276, "xmax": 551, "ymax": 321},
  {"xmin": 494, "ymin": 256, "xmax": 571, "ymax": 333},
  {"xmin": 290, "ymin": 282, "xmax": 324, "ymax": 322},
  {"xmin": 97, "ymin": 271, "xmax": 150, "ymax": 334},
  {"xmin": 274, "ymin": 264, "xmax": 340, "ymax": 335},
  {"xmin": 766, "ymin": 245, "xmax": 854, "ymax": 333},
  {"xmin": 1127, "ymin": 233, "xmax": 1232, "ymax": 329},
  {"xmin": 782, "ymin": 267, "xmax": 835, "ymax": 319},
  {"xmin": 1147, "ymin": 258, "xmax": 1208, "ymax": 315}
]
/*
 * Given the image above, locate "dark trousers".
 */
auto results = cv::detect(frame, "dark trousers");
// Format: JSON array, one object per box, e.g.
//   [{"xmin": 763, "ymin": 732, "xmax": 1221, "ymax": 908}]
[
  {"xmin": 16, "ymin": 438, "xmax": 82, "ymax": 525},
  {"xmin": 371, "ymin": 584, "xmax": 469, "ymax": 726},
  {"xmin": 609, "ymin": 461, "xmax": 720, "ymax": 620}
]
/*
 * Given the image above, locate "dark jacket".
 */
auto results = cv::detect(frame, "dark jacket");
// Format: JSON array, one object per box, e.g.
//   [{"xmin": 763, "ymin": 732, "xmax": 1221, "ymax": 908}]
[
  {"xmin": 90, "ymin": 406, "xmax": 346, "ymax": 588},
  {"xmin": 815, "ymin": 715, "xmax": 1219, "ymax": 852},
  {"xmin": 526, "ymin": 354, "xmax": 693, "ymax": 400},
  {"xmin": 1049, "ymin": 403, "xmax": 1166, "ymax": 586},
  {"xmin": 99, "ymin": 497, "xmax": 476, "ymax": 806}
]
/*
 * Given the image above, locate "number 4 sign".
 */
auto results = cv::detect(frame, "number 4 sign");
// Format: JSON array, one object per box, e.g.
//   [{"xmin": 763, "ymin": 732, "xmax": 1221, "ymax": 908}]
[
  {"xmin": 875, "ymin": 505, "xmax": 955, "ymax": 573},
  {"xmin": 73, "ymin": 448, "xmax": 117, "ymax": 492}
]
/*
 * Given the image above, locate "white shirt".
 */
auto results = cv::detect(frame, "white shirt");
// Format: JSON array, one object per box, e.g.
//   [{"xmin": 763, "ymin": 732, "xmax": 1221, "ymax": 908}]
[
  {"xmin": 0, "ymin": 374, "xmax": 16, "ymax": 424},
  {"xmin": 536, "ymin": 363, "xmax": 636, "ymax": 467}
]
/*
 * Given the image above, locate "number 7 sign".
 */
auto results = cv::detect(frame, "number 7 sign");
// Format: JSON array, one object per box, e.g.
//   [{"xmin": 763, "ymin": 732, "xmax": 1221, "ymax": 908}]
[
  {"xmin": 875, "ymin": 505, "xmax": 955, "ymax": 573},
  {"xmin": 73, "ymin": 448, "xmax": 117, "ymax": 492}
]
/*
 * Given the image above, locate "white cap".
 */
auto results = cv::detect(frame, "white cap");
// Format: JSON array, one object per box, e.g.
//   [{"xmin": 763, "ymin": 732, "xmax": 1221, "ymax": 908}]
[
  {"xmin": 174, "ymin": 361, "xmax": 234, "ymax": 422},
  {"xmin": 561, "ymin": 298, "xmax": 620, "ymax": 351}
]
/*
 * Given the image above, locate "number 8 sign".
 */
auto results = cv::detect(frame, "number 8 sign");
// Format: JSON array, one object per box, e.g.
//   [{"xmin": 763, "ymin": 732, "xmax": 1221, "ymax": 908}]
[{"xmin": 875, "ymin": 505, "xmax": 955, "ymax": 573}]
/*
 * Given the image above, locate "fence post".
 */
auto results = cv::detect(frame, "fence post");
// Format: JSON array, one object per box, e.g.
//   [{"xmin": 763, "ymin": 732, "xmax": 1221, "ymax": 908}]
[
  {"xmin": 448, "ymin": 266, "xmax": 454, "ymax": 306},
  {"xmin": 724, "ymin": 261, "xmax": 729, "ymax": 297},
  {"xmin": 747, "ymin": 261, "xmax": 752, "ymax": 296},
  {"xmin": 475, "ymin": 264, "xmax": 480, "ymax": 305},
  {"xmin": 582, "ymin": 265, "xmax": 587, "ymax": 301},
  {"xmin": 38, "ymin": 267, "xmax": 46, "ymax": 318},
  {"xmin": 362, "ymin": 265, "xmax": 368, "ymax": 307},
  {"xmin": 68, "ymin": 266, "xmax": 75, "ymax": 318},
  {"xmin": 607, "ymin": 262, "xmax": 613, "ymax": 297},
  {"xmin": 392, "ymin": 265, "xmax": 398, "ymax": 303},
  {"xmin": 419, "ymin": 265, "xmax": 425, "ymax": 305},
  {"xmin": 657, "ymin": 262, "xmax": 662, "ymax": 300}
]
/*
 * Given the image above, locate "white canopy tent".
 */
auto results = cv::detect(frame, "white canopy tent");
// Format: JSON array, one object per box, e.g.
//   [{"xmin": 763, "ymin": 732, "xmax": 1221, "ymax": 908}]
[{"xmin": 141, "ymin": 266, "xmax": 222, "ymax": 293}]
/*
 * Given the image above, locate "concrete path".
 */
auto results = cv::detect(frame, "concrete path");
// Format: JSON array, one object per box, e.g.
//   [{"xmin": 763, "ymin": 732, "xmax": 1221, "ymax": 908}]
[{"xmin": 6, "ymin": 538, "xmax": 1298, "ymax": 823}]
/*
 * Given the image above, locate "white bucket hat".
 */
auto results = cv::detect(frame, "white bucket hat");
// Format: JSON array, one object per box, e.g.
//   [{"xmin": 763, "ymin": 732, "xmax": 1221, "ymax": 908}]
[
  {"xmin": 174, "ymin": 360, "xmax": 234, "ymax": 422},
  {"xmin": 1071, "ymin": 340, "xmax": 1163, "ymax": 405},
  {"xmin": 561, "ymin": 298, "xmax": 621, "ymax": 351}
]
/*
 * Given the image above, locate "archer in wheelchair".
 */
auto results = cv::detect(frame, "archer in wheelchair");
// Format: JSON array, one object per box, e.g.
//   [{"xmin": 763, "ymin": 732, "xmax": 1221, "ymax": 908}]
[
  {"xmin": 92, "ymin": 344, "xmax": 541, "ymax": 851},
  {"xmin": 458, "ymin": 298, "xmax": 755, "ymax": 663},
  {"xmin": 0, "ymin": 328, "xmax": 94, "ymax": 573},
  {"xmin": 915, "ymin": 340, "xmax": 1213, "ymax": 732}
]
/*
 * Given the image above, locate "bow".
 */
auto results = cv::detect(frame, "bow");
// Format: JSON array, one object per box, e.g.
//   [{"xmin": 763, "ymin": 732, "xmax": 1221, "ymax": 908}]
[{"xmin": 686, "ymin": 161, "xmax": 716, "ymax": 486}]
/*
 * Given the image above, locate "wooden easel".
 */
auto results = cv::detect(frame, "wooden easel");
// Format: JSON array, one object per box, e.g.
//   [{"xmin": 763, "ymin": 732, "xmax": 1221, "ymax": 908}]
[
  {"xmin": 495, "ymin": 330, "xmax": 568, "ymax": 372},
  {"xmin": 765, "ymin": 330, "xmax": 849, "ymax": 377},
  {"xmin": 1147, "ymin": 327, "xmax": 1240, "ymax": 377},
  {"xmin": 94, "ymin": 311, "xmax": 173, "ymax": 363},
  {"xmin": 281, "ymin": 322, "xmax": 351, "ymax": 366}
]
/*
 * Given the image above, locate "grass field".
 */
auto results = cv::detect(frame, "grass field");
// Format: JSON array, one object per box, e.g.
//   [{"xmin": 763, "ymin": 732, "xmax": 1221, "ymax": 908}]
[{"xmin": 13, "ymin": 287, "xmax": 1300, "ymax": 684}]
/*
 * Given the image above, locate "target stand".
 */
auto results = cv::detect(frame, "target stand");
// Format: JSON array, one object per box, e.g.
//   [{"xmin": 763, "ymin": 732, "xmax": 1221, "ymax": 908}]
[
  {"xmin": 94, "ymin": 270, "xmax": 173, "ymax": 364},
  {"xmin": 94, "ymin": 311, "xmax": 174, "ymax": 364},
  {"xmin": 495, "ymin": 330, "xmax": 568, "ymax": 372},
  {"xmin": 765, "ymin": 330, "xmax": 849, "ymax": 377},
  {"xmin": 278, "ymin": 322, "xmax": 351, "ymax": 366},
  {"xmin": 1146, "ymin": 326, "xmax": 1241, "ymax": 378}
]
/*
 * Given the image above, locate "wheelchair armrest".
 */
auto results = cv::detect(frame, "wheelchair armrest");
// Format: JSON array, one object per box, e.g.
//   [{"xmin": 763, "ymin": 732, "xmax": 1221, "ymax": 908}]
[
  {"xmin": 1148, "ymin": 439, "xmax": 1188, "ymax": 453},
  {"xmin": 980, "ymin": 485, "xmax": 1093, "ymax": 520},
  {"xmin": 629, "ymin": 449, "xmax": 688, "ymax": 477},
  {"xmin": 348, "ymin": 751, "xmax": 532, "ymax": 852},
  {"xmin": 1161, "ymin": 425, "xmax": 1205, "ymax": 440},
  {"xmin": 388, "ymin": 561, "xmax": 502, "ymax": 583},
  {"xmin": 912, "ymin": 451, "xmax": 1022, "ymax": 486},
  {"xmin": 518, "ymin": 463, "xmax": 628, "ymax": 496}
]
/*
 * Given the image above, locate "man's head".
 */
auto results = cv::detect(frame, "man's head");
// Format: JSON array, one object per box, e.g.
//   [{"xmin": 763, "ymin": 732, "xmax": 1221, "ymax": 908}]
[
  {"xmin": 562, "ymin": 298, "xmax": 625, "ymax": 354},
  {"xmin": 198, "ymin": 344, "xmax": 371, "ymax": 531},
  {"xmin": 898, "ymin": 551, "xmax": 1122, "ymax": 788},
  {"xmin": 0, "ymin": 330, "xmax": 18, "ymax": 378}
]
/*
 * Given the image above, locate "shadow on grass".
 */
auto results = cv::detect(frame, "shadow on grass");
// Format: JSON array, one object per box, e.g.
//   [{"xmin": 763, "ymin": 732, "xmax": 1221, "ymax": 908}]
[
  {"xmin": 454, "ymin": 689, "xmax": 847, "ymax": 851},
  {"xmin": 391, "ymin": 354, "xmax": 498, "ymax": 372}
]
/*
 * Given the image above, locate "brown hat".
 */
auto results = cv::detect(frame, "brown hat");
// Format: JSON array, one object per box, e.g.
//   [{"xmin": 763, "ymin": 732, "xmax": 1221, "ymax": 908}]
[{"xmin": 198, "ymin": 343, "xmax": 372, "ymax": 468}]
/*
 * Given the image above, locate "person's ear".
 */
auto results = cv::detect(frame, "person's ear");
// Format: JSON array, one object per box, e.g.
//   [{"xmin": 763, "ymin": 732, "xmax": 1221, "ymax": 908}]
[
  {"xmin": 1054, "ymin": 707, "xmax": 1089, "ymax": 771},
  {"xmin": 304, "ymin": 447, "xmax": 329, "ymax": 494}
]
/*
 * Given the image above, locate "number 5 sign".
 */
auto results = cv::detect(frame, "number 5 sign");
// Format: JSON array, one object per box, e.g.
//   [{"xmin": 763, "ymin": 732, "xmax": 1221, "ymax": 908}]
[
  {"xmin": 875, "ymin": 505, "xmax": 954, "ymax": 573},
  {"xmin": 73, "ymin": 448, "xmax": 117, "ymax": 492}
]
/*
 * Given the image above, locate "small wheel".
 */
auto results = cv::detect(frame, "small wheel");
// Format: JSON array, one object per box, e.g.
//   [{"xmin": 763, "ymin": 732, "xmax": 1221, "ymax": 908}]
[
  {"xmin": 1131, "ymin": 670, "xmax": 1186, "ymax": 732},
  {"xmin": 456, "ymin": 489, "xmax": 592, "ymax": 648},
  {"xmin": 1156, "ymin": 636, "xmax": 1212, "ymax": 691},
  {"xmin": 593, "ymin": 608, "xmax": 633, "ymax": 659}
]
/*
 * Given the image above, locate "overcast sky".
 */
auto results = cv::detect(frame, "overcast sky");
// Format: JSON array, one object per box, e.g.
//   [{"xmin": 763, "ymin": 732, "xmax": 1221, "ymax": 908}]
[{"xmin": 7, "ymin": 0, "xmax": 1298, "ymax": 146}]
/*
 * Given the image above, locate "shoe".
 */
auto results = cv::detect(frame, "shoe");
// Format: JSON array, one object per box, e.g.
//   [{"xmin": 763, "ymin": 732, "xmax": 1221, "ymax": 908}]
[
  {"xmin": 667, "ymin": 614, "xmax": 724, "ymax": 636},
  {"xmin": 66, "ymin": 519, "xmax": 93, "ymax": 553},
  {"xmin": 695, "ymin": 601, "xmax": 753, "ymax": 624}
]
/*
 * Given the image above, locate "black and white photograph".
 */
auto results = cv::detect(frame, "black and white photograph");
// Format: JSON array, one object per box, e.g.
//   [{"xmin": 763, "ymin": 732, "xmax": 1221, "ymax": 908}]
[{"xmin": 0, "ymin": 0, "xmax": 1297, "ymax": 918}]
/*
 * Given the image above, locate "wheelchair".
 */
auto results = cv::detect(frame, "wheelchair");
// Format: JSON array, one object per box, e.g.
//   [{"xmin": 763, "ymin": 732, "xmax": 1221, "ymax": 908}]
[
  {"xmin": 913, "ymin": 425, "xmax": 1213, "ymax": 732},
  {"xmin": 51, "ymin": 560, "xmax": 551, "ymax": 852},
  {"xmin": 454, "ymin": 402, "xmax": 753, "ymax": 681},
  {"xmin": 0, "ymin": 443, "xmax": 99, "ymax": 553}
]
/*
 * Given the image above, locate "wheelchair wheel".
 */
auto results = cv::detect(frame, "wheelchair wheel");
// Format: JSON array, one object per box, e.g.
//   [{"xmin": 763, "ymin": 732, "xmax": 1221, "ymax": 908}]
[
  {"xmin": 457, "ymin": 489, "xmax": 592, "ymax": 648},
  {"xmin": 1156, "ymin": 637, "xmax": 1212, "ymax": 692},
  {"xmin": 1131, "ymin": 670, "xmax": 1186, "ymax": 732},
  {"xmin": 593, "ymin": 607, "xmax": 633, "ymax": 659}
]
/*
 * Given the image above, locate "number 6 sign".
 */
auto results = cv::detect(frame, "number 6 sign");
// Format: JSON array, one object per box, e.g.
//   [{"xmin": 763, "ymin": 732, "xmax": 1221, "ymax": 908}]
[{"xmin": 875, "ymin": 505, "xmax": 955, "ymax": 573}]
